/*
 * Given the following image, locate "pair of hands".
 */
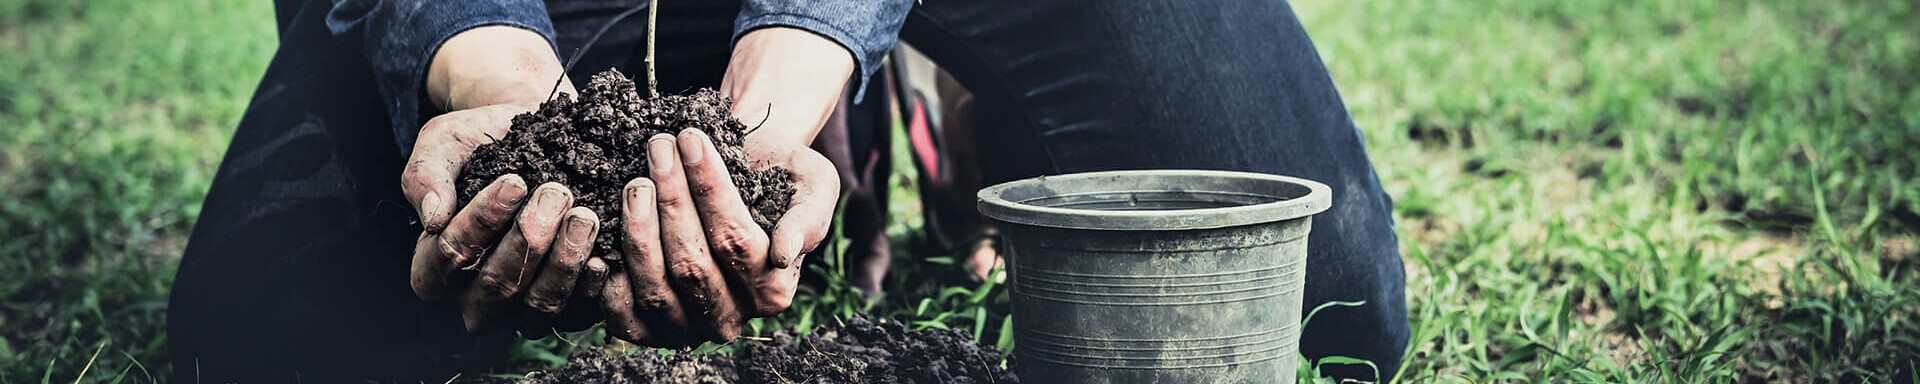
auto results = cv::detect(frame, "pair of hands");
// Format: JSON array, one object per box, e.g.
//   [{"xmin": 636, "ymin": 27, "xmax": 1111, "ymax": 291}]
[{"xmin": 401, "ymin": 26, "xmax": 851, "ymax": 346}]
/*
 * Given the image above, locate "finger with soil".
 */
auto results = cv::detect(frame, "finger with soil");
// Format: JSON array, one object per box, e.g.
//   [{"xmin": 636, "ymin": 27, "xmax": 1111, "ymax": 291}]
[
  {"xmin": 581, "ymin": 255, "xmax": 612, "ymax": 299},
  {"xmin": 526, "ymin": 207, "xmax": 600, "ymax": 313},
  {"xmin": 766, "ymin": 149, "xmax": 834, "ymax": 270},
  {"xmin": 460, "ymin": 219, "xmax": 551, "ymax": 332},
  {"xmin": 622, "ymin": 178, "xmax": 691, "ymax": 346},
  {"xmin": 411, "ymin": 174, "xmax": 529, "ymax": 300},
  {"xmin": 472, "ymin": 184, "xmax": 572, "ymax": 303},
  {"xmin": 598, "ymin": 269, "xmax": 651, "ymax": 343},
  {"xmin": 473, "ymin": 224, "xmax": 538, "ymax": 305},
  {"xmin": 440, "ymin": 174, "xmax": 530, "ymax": 269},
  {"xmin": 514, "ymin": 184, "xmax": 574, "ymax": 259},
  {"xmin": 408, "ymin": 232, "xmax": 456, "ymax": 301},
  {"xmin": 674, "ymin": 129, "xmax": 779, "ymax": 314},
  {"xmin": 649, "ymin": 134, "xmax": 745, "ymax": 343}
]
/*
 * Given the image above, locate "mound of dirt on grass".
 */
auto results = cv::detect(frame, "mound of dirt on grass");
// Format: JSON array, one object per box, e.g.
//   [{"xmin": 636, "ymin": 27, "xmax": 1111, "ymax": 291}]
[
  {"xmin": 456, "ymin": 69, "xmax": 795, "ymax": 260},
  {"xmin": 511, "ymin": 317, "xmax": 1017, "ymax": 384}
]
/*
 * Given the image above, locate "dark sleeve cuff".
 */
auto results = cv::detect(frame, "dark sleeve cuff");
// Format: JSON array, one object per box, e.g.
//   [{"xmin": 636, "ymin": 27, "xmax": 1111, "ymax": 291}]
[
  {"xmin": 734, "ymin": 0, "xmax": 914, "ymax": 101},
  {"xmin": 325, "ymin": 0, "xmax": 557, "ymax": 155}
]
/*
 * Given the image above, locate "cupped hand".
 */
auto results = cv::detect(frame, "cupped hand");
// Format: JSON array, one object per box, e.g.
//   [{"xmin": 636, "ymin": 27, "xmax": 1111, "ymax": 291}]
[
  {"xmin": 596, "ymin": 130, "xmax": 839, "ymax": 346},
  {"xmin": 400, "ymin": 104, "xmax": 605, "ymax": 333},
  {"xmin": 401, "ymin": 25, "xmax": 600, "ymax": 334},
  {"xmin": 595, "ymin": 26, "xmax": 851, "ymax": 346}
]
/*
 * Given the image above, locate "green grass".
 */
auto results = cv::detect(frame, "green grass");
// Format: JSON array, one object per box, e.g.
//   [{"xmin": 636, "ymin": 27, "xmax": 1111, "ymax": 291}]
[
  {"xmin": 1294, "ymin": 0, "xmax": 1920, "ymax": 381},
  {"xmin": 0, "ymin": 0, "xmax": 274, "ymax": 382},
  {"xmin": 4, "ymin": 0, "xmax": 1917, "ymax": 382}
]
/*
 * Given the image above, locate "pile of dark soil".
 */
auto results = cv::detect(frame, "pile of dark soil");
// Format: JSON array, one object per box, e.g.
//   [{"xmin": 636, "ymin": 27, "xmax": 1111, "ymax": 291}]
[
  {"xmin": 457, "ymin": 69, "xmax": 795, "ymax": 259},
  {"xmin": 510, "ymin": 317, "xmax": 1017, "ymax": 384}
]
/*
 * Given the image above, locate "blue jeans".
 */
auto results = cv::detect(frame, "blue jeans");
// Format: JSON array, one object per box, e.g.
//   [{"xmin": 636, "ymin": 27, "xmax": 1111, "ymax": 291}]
[{"xmin": 170, "ymin": 0, "xmax": 1407, "ymax": 381}]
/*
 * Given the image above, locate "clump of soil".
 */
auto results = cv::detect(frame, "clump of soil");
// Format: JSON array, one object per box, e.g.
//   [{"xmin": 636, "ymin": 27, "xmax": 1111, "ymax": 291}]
[
  {"xmin": 512, "ymin": 317, "xmax": 1017, "ymax": 384},
  {"xmin": 457, "ymin": 69, "xmax": 795, "ymax": 260}
]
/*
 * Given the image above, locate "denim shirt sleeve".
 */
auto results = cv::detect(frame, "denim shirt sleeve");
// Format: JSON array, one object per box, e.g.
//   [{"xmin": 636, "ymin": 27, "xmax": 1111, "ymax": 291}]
[
  {"xmin": 324, "ymin": 0, "xmax": 558, "ymax": 154},
  {"xmin": 735, "ymin": 0, "xmax": 913, "ymax": 101}
]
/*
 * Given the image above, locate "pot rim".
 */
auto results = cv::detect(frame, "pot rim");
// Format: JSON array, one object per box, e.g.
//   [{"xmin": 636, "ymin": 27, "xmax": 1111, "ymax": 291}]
[{"xmin": 976, "ymin": 169, "xmax": 1332, "ymax": 231}]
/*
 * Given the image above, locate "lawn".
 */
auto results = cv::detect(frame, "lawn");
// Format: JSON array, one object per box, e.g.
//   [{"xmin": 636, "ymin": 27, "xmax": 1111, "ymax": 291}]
[{"xmin": 2, "ymin": 0, "xmax": 1915, "ymax": 382}]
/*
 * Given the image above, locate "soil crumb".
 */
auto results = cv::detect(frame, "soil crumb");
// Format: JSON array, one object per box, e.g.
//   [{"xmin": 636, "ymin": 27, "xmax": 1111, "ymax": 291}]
[
  {"xmin": 457, "ymin": 69, "xmax": 795, "ymax": 260},
  {"xmin": 507, "ymin": 317, "xmax": 1017, "ymax": 384}
]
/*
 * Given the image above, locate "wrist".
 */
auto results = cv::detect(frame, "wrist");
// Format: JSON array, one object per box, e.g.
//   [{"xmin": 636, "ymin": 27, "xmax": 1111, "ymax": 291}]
[
  {"xmin": 428, "ymin": 26, "xmax": 574, "ymax": 112},
  {"xmin": 723, "ymin": 27, "xmax": 856, "ymax": 148}
]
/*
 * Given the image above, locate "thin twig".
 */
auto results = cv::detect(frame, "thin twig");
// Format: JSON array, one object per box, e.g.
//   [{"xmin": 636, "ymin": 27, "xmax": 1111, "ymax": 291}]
[
  {"xmin": 746, "ymin": 103, "xmax": 773, "ymax": 136},
  {"xmin": 645, "ymin": 0, "xmax": 660, "ymax": 98},
  {"xmin": 546, "ymin": 48, "xmax": 579, "ymax": 101}
]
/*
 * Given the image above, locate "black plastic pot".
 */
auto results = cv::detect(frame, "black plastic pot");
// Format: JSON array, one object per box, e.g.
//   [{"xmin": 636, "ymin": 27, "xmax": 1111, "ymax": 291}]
[{"xmin": 978, "ymin": 170, "xmax": 1332, "ymax": 384}]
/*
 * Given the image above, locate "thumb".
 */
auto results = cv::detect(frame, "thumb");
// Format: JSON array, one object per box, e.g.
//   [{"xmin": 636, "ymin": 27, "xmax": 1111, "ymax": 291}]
[
  {"xmin": 769, "ymin": 154, "xmax": 840, "ymax": 268},
  {"xmin": 401, "ymin": 106, "xmax": 523, "ymax": 232}
]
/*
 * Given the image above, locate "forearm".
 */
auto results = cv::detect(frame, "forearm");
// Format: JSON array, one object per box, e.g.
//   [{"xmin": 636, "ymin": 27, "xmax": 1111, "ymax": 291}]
[
  {"xmin": 325, "ymin": 0, "xmax": 558, "ymax": 154},
  {"xmin": 727, "ymin": 0, "xmax": 912, "ymax": 146},
  {"xmin": 722, "ymin": 27, "xmax": 855, "ymax": 147},
  {"xmin": 733, "ymin": 0, "xmax": 913, "ymax": 100},
  {"xmin": 428, "ymin": 26, "xmax": 575, "ymax": 112}
]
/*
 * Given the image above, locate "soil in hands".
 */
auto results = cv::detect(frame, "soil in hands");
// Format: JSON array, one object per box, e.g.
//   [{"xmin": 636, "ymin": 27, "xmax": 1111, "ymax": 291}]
[
  {"xmin": 456, "ymin": 69, "xmax": 795, "ymax": 261},
  {"xmin": 511, "ymin": 317, "xmax": 1018, "ymax": 384}
]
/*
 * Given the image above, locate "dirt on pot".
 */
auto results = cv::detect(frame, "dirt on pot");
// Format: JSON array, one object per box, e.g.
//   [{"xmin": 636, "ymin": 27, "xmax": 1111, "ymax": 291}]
[
  {"xmin": 456, "ymin": 69, "xmax": 795, "ymax": 260},
  {"xmin": 506, "ymin": 317, "xmax": 1017, "ymax": 384}
]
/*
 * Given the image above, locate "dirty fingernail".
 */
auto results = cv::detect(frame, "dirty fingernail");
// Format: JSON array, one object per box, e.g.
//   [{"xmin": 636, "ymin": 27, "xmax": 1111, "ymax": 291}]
[
  {"xmin": 567, "ymin": 212, "xmax": 597, "ymax": 246},
  {"xmin": 627, "ymin": 178, "xmax": 653, "ymax": 200},
  {"xmin": 498, "ymin": 175, "xmax": 529, "ymax": 205},
  {"xmin": 537, "ymin": 186, "xmax": 570, "ymax": 221},
  {"xmin": 677, "ymin": 130, "xmax": 705, "ymax": 165},
  {"xmin": 584, "ymin": 258, "xmax": 611, "ymax": 298},
  {"xmin": 648, "ymin": 136, "xmax": 677, "ymax": 172}
]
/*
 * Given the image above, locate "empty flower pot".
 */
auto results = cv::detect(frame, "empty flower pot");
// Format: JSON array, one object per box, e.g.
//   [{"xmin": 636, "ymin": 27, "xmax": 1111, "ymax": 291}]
[{"xmin": 978, "ymin": 170, "xmax": 1332, "ymax": 384}]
